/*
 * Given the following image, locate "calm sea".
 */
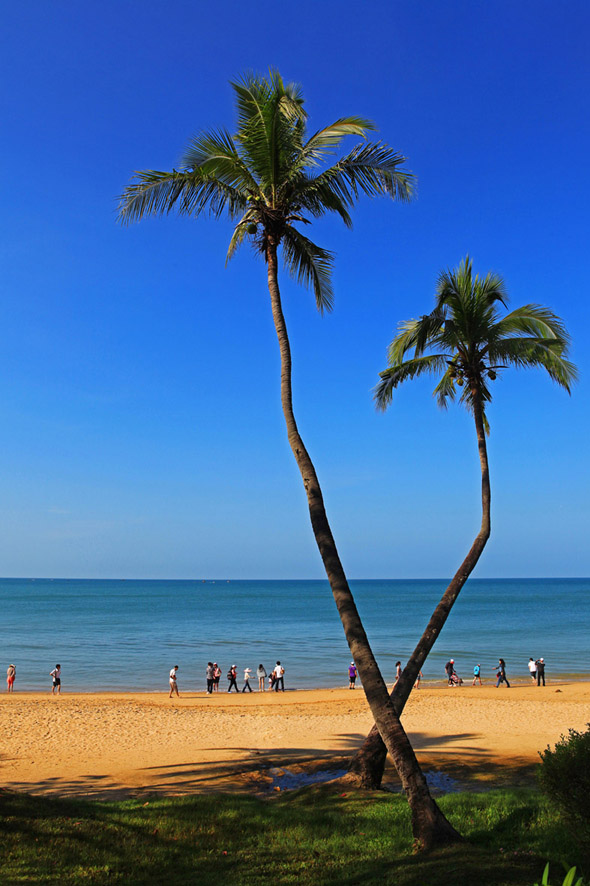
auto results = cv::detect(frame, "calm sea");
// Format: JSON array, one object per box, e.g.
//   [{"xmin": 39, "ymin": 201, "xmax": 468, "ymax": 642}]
[{"xmin": 1, "ymin": 578, "xmax": 588, "ymax": 691}]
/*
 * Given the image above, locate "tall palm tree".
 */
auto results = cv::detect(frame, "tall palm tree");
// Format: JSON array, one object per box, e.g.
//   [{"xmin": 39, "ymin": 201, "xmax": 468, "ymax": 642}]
[
  {"xmin": 117, "ymin": 71, "xmax": 461, "ymax": 848},
  {"xmin": 347, "ymin": 255, "xmax": 576, "ymax": 788}
]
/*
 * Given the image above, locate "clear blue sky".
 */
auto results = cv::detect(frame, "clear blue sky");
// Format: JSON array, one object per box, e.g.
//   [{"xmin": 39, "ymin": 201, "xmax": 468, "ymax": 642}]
[{"xmin": 1, "ymin": 0, "xmax": 588, "ymax": 579}]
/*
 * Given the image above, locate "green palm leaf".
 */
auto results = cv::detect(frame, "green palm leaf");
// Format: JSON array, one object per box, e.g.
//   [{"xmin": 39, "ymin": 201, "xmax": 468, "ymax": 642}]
[
  {"xmin": 281, "ymin": 226, "xmax": 335, "ymax": 313},
  {"xmin": 375, "ymin": 355, "xmax": 448, "ymax": 410}
]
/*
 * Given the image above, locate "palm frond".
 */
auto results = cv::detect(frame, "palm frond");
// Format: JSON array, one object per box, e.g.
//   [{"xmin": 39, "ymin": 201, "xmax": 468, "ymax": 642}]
[
  {"xmin": 308, "ymin": 142, "xmax": 415, "ymax": 207},
  {"xmin": 489, "ymin": 338, "xmax": 577, "ymax": 392},
  {"xmin": 374, "ymin": 355, "xmax": 449, "ymax": 411},
  {"xmin": 388, "ymin": 309, "xmax": 447, "ymax": 364},
  {"xmin": 225, "ymin": 211, "xmax": 258, "ymax": 263},
  {"xmin": 117, "ymin": 169, "xmax": 247, "ymax": 224},
  {"xmin": 293, "ymin": 117, "xmax": 376, "ymax": 169},
  {"xmin": 180, "ymin": 128, "xmax": 258, "ymax": 192},
  {"xmin": 342, "ymin": 142, "xmax": 415, "ymax": 201},
  {"xmin": 230, "ymin": 71, "xmax": 307, "ymax": 193},
  {"xmin": 290, "ymin": 174, "xmax": 354, "ymax": 227},
  {"xmin": 492, "ymin": 304, "xmax": 572, "ymax": 344},
  {"xmin": 281, "ymin": 226, "xmax": 334, "ymax": 313},
  {"xmin": 432, "ymin": 368, "xmax": 457, "ymax": 409}
]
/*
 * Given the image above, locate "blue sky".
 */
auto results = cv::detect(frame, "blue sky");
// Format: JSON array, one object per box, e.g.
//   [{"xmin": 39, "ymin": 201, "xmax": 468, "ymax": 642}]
[{"xmin": 0, "ymin": 0, "xmax": 588, "ymax": 578}]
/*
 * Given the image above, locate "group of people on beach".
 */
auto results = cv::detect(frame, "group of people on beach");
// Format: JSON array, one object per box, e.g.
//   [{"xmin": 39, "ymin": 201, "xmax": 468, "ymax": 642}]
[
  {"xmin": 5, "ymin": 663, "xmax": 62, "ymax": 693},
  {"xmin": 3, "ymin": 655, "xmax": 551, "ymax": 694},
  {"xmin": 168, "ymin": 661, "xmax": 286, "ymax": 697},
  {"xmin": 349, "ymin": 661, "xmax": 423, "ymax": 690},
  {"xmin": 442, "ymin": 657, "xmax": 547, "ymax": 688},
  {"xmin": 528, "ymin": 657, "xmax": 546, "ymax": 685}
]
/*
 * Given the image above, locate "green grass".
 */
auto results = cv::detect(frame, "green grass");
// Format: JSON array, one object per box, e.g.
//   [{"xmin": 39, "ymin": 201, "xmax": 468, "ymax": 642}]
[{"xmin": 0, "ymin": 785, "xmax": 585, "ymax": 885}]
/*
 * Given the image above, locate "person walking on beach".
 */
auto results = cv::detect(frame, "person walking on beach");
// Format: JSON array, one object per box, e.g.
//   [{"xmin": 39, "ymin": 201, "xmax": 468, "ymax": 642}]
[
  {"xmin": 395, "ymin": 661, "xmax": 402, "ymax": 684},
  {"xmin": 535, "ymin": 658, "xmax": 546, "ymax": 686},
  {"xmin": 348, "ymin": 662, "xmax": 357, "ymax": 689},
  {"xmin": 257, "ymin": 664, "xmax": 267, "ymax": 691},
  {"xmin": 242, "ymin": 667, "xmax": 253, "ymax": 692},
  {"xmin": 227, "ymin": 664, "xmax": 239, "ymax": 692},
  {"xmin": 445, "ymin": 659, "xmax": 455, "ymax": 685},
  {"xmin": 169, "ymin": 665, "xmax": 179, "ymax": 697},
  {"xmin": 472, "ymin": 664, "xmax": 482, "ymax": 686},
  {"xmin": 414, "ymin": 670, "xmax": 423, "ymax": 689},
  {"xmin": 6, "ymin": 664, "xmax": 15, "ymax": 693},
  {"xmin": 528, "ymin": 658, "xmax": 537, "ymax": 683},
  {"xmin": 50, "ymin": 664, "xmax": 61, "ymax": 694},
  {"xmin": 206, "ymin": 662, "xmax": 215, "ymax": 694},
  {"xmin": 213, "ymin": 663, "xmax": 221, "ymax": 692},
  {"xmin": 273, "ymin": 661, "xmax": 285, "ymax": 692},
  {"xmin": 495, "ymin": 658, "xmax": 510, "ymax": 688}
]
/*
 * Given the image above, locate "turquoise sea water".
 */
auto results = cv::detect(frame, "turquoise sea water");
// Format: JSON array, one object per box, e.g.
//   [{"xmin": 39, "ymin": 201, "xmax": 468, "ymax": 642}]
[{"xmin": 1, "ymin": 578, "xmax": 588, "ymax": 691}]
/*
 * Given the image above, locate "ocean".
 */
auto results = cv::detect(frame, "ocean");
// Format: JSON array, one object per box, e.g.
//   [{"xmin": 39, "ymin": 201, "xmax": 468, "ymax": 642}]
[{"xmin": 1, "ymin": 578, "xmax": 588, "ymax": 691}]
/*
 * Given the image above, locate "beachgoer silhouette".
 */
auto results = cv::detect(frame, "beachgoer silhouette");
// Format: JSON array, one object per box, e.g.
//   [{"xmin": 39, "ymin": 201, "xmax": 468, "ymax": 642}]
[
  {"xmin": 206, "ymin": 662, "xmax": 215, "ymax": 694},
  {"xmin": 169, "ymin": 665, "xmax": 179, "ymax": 697},
  {"xmin": 528, "ymin": 657, "xmax": 537, "ymax": 683},
  {"xmin": 273, "ymin": 661, "xmax": 285, "ymax": 692},
  {"xmin": 242, "ymin": 667, "xmax": 253, "ymax": 692},
  {"xmin": 495, "ymin": 658, "xmax": 510, "ymax": 688},
  {"xmin": 227, "ymin": 665, "xmax": 239, "ymax": 692},
  {"xmin": 50, "ymin": 664, "xmax": 61, "ymax": 695},
  {"xmin": 445, "ymin": 659, "xmax": 455, "ymax": 685}
]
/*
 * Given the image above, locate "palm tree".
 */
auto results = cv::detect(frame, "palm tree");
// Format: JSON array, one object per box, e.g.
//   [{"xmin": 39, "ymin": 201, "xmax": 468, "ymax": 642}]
[
  {"xmin": 347, "ymin": 255, "xmax": 576, "ymax": 788},
  {"xmin": 117, "ymin": 71, "xmax": 461, "ymax": 848}
]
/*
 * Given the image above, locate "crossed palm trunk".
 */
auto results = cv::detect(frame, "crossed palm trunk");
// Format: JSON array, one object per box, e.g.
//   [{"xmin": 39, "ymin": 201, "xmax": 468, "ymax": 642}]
[
  {"xmin": 266, "ymin": 242, "xmax": 462, "ymax": 850},
  {"xmin": 348, "ymin": 388, "xmax": 491, "ymax": 788}
]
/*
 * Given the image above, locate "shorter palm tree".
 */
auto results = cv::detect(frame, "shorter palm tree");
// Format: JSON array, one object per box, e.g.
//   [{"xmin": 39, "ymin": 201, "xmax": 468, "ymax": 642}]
[{"xmin": 348, "ymin": 255, "xmax": 576, "ymax": 788}]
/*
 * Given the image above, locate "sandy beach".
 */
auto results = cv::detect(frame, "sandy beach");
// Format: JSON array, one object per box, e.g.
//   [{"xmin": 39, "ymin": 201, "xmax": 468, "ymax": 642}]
[{"xmin": 2, "ymin": 682, "xmax": 589, "ymax": 799}]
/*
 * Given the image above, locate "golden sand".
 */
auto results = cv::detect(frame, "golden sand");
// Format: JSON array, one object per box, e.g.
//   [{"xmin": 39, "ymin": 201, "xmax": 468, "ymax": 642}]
[{"xmin": 1, "ymin": 681, "xmax": 588, "ymax": 799}]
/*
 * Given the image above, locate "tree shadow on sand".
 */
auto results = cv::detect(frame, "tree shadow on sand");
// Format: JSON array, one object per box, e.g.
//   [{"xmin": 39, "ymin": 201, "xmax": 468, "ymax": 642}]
[{"xmin": 3, "ymin": 729, "xmax": 539, "ymax": 801}]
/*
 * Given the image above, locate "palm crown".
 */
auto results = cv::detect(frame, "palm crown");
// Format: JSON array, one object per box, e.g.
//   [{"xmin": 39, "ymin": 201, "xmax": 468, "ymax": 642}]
[
  {"xmin": 118, "ymin": 70, "xmax": 414, "ymax": 312},
  {"xmin": 375, "ymin": 256, "xmax": 576, "ymax": 427}
]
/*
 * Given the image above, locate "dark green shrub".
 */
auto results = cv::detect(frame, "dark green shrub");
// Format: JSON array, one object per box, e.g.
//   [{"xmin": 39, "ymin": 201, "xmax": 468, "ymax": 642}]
[{"xmin": 538, "ymin": 723, "xmax": 590, "ymax": 851}]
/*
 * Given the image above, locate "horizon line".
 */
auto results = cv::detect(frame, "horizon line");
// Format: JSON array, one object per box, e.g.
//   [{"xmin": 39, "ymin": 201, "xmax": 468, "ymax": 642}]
[{"xmin": 1, "ymin": 575, "xmax": 587, "ymax": 583}]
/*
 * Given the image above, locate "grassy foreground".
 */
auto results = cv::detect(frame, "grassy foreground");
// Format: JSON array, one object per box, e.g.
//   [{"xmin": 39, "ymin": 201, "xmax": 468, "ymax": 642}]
[{"xmin": 0, "ymin": 785, "xmax": 584, "ymax": 885}]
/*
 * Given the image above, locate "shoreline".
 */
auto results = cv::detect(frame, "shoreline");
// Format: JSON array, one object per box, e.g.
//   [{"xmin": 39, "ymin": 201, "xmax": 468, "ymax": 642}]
[
  {"xmin": 2, "ymin": 682, "xmax": 590, "ymax": 800},
  {"xmin": 5, "ymin": 673, "xmax": 588, "ymax": 695}
]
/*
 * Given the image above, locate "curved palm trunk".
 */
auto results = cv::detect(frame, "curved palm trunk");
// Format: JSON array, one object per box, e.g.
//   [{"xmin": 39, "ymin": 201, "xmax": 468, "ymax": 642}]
[
  {"xmin": 265, "ymin": 241, "xmax": 461, "ymax": 850},
  {"xmin": 348, "ymin": 386, "xmax": 491, "ymax": 788}
]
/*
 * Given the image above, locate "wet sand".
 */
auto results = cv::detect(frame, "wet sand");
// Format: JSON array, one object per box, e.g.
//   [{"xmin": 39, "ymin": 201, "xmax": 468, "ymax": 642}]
[{"xmin": 2, "ymin": 681, "xmax": 588, "ymax": 798}]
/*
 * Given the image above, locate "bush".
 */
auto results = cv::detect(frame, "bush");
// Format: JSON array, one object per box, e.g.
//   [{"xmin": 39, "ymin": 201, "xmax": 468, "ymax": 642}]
[{"xmin": 538, "ymin": 723, "xmax": 590, "ymax": 851}]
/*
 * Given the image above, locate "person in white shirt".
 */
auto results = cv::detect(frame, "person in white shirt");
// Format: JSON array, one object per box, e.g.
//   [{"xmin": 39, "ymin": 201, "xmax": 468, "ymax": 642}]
[
  {"xmin": 169, "ymin": 665, "xmax": 179, "ymax": 697},
  {"xmin": 528, "ymin": 658, "xmax": 537, "ymax": 683},
  {"xmin": 50, "ymin": 665, "xmax": 61, "ymax": 695},
  {"xmin": 242, "ymin": 667, "xmax": 253, "ymax": 693},
  {"xmin": 273, "ymin": 661, "xmax": 285, "ymax": 692}
]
